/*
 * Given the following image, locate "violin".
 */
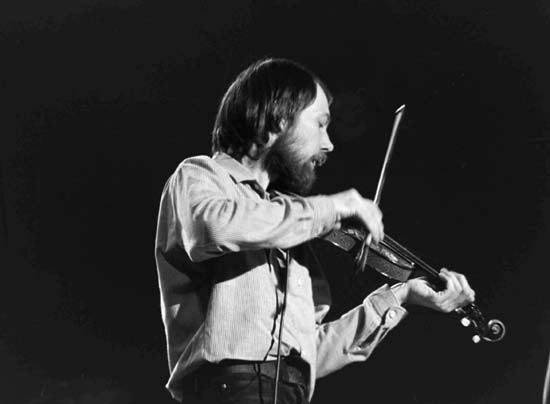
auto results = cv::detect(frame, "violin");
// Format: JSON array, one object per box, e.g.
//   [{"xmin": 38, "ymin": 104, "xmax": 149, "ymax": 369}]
[
  {"xmin": 322, "ymin": 226, "xmax": 506, "ymax": 343},
  {"xmin": 321, "ymin": 104, "xmax": 506, "ymax": 343}
]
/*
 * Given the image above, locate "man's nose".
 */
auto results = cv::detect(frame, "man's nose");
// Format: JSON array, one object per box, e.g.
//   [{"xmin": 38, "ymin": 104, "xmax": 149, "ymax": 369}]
[{"xmin": 321, "ymin": 132, "xmax": 334, "ymax": 152}]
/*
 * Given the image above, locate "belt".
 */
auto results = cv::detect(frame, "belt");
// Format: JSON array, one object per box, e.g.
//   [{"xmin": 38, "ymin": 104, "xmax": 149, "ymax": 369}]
[{"xmin": 181, "ymin": 357, "xmax": 309, "ymax": 394}]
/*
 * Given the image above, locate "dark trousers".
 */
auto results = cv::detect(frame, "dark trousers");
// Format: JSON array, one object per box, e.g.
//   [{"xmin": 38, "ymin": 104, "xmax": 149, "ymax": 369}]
[{"xmin": 180, "ymin": 359, "xmax": 309, "ymax": 404}]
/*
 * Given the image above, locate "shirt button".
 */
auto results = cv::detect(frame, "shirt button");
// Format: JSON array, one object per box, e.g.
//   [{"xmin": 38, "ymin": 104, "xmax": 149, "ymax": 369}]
[{"xmin": 387, "ymin": 310, "xmax": 396, "ymax": 320}]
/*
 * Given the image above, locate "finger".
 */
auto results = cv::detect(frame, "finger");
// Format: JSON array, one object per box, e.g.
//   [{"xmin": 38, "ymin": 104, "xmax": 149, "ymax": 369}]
[
  {"xmin": 438, "ymin": 268, "xmax": 459, "ymax": 295},
  {"xmin": 444, "ymin": 269, "xmax": 473, "ymax": 303},
  {"xmin": 439, "ymin": 270, "xmax": 477, "ymax": 310},
  {"xmin": 453, "ymin": 272, "xmax": 476, "ymax": 302},
  {"xmin": 362, "ymin": 213, "xmax": 383, "ymax": 244},
  {"xmin": 448, "ymin": 272, "xmax": 463, "ymax": 295},
  {"xmin": 368, "ymin": 205, "xmax": 383, "ymax": 236},
  {"xmin": 370, "ymin": 228, "xmax": 382, "ymax": 244},
  {"xmin": 436, "ymin": 269, "xmax": 466, "ymax": 310},
  {"xmin": 373, "ymin": 204, "xmax": 383, "ymax": 220},
  {"xmin": 374, "ymin": 207, "xmax": 384, "ymax": 241}
]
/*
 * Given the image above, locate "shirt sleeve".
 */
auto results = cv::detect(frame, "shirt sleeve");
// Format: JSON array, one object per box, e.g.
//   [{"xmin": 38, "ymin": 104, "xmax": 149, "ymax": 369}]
[
  {"xmin": 315, "ymin": 284, "xmax": 407, "ymax": 378},
  {"xmin": 167, "ymin": 157, "xmax": 339, "ymax": 262}
]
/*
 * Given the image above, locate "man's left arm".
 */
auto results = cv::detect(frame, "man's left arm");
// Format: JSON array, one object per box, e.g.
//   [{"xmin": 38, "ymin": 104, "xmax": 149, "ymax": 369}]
[
  {"xmin": 315, "ymin": 269, "xmax": 476, "ymax": 378},
  {"xmin": 315, "ymin": 284, "xmax": 407, "ymax": 378}
]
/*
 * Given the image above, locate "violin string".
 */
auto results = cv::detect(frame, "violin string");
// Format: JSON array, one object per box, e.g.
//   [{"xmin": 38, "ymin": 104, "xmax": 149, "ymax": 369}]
[{"xmin": 383, "ymin": 236, "xmax": 439, "ymax": 277}]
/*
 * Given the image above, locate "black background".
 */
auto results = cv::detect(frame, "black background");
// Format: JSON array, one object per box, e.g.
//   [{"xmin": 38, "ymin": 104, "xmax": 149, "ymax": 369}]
[{"xmin": 1, "ymin": 1, "xmax": 549, "ymax": 403}]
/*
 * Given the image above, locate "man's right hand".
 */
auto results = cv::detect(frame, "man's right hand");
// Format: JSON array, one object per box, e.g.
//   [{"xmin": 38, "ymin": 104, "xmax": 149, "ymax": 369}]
[{"xmin": 329, "ymin": 189, "xmax": 384, "ymax": 243}]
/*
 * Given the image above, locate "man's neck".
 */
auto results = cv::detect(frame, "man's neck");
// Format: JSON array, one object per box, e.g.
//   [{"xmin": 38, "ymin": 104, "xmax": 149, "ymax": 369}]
[{"xmin": 240, "ymin": 154, "xmax": 270, "ymax": 190}]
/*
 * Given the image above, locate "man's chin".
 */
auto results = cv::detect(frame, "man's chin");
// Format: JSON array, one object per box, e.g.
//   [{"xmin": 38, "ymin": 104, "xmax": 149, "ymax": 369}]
[{"xmin": 265, "ymin": 150, "xmax": 318, "ymax": 195}]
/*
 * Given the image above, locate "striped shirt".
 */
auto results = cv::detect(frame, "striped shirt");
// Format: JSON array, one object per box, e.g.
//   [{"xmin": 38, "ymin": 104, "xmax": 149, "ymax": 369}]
[{"xmin": 155, "ymin": 152, "xmax": 407, "ymax": 402}]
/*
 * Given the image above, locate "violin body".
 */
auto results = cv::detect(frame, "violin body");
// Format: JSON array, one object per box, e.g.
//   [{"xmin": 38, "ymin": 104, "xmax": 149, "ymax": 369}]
[
  {"xmin": 322, "ymin": 227, "xmax": 506, "ymax": 343},
  {"xmin": 323, "ymin": 228, "xmax": 416, "ymax": 282}
]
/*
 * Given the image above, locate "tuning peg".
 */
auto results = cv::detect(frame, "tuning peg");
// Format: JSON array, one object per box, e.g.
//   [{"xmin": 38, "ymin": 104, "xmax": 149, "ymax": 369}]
[
  {"xmin": 460, "ymin": 317, "xmax": 471, "ymax": 327},
  {"xmin": 472, "ymin": 335, "xmax": 481, "ymax": 344}
]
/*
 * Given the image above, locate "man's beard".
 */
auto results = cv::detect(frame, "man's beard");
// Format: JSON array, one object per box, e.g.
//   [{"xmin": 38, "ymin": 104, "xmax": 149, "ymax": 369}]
[{"xmin": 263, "ymin": 133, "xmax": 327, "ymax": 196}]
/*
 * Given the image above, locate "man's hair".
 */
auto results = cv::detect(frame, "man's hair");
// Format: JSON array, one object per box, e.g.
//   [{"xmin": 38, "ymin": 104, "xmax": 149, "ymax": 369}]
[{"xmin": 212, "ymin": 58, "xmax": 331, "ymax": 160}]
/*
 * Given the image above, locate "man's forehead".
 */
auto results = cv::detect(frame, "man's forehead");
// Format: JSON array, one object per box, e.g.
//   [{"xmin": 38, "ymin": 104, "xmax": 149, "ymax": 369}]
[{"xmin": 308, "ymin": 84, "xmax": 331, "ymax": 115}]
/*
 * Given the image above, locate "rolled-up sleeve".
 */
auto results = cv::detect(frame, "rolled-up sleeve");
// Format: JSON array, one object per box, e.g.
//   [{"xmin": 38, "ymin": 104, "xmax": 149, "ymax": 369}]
[{"xmin": 315, "ymin": 284, "xmax": 407, "ymax": 378}]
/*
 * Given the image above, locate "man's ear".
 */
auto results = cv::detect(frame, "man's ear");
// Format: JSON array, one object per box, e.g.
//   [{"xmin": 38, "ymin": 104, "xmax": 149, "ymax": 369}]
[
  {"xmin": 266, "ymin": 131, "xmax": 280, "ymax": 148},
  {"xmin": 264, "ymin": 118, "xmax": 288, "ymax": 149},
  {"xmin": 279, "ymin": 118, "xmax": 288, "ymax": 132}
]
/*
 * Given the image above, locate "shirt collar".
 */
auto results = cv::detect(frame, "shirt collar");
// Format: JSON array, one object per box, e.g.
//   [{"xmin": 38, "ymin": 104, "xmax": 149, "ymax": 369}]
[
  {"xmin": 212, "ymin": 152, "xmax": 256, "ymax": 182},
  {"xmin": 213, "ymin": 153, "xmax": 286, "ymax": 200}
]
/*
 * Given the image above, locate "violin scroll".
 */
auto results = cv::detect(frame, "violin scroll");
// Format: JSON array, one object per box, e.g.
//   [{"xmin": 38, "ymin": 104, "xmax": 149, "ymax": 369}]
[{"xmin": 457, "ymin": 305, "xmax": 506, "ymax": 343}]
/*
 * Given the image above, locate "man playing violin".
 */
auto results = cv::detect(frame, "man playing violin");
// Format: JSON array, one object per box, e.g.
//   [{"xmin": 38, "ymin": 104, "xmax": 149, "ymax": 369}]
[{"xmin": 154, "ymin": 58, "xmax": 476, "ymax": 404}]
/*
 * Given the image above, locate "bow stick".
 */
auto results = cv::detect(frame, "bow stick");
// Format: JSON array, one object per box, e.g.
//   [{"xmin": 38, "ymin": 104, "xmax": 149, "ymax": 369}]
[{"xmin": 355, "ymin": 104, "xmax": 406, "ymax": 272}]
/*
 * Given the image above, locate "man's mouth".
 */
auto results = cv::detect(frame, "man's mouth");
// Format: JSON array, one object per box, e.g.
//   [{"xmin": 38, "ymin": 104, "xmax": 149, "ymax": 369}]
[{"xmin": 310, "ymin": 153, "xmax": 327, "ymax": 168}]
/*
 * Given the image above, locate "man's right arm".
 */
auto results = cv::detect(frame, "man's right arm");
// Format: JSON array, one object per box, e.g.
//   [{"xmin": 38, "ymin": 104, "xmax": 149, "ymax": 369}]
[
  {"xmin": 167, "ymin": 157, "xmax": 384, "ymax": 262},
  {"xmin": 167, "ymin": 157, "xmax": 335, "ymax": 261}
]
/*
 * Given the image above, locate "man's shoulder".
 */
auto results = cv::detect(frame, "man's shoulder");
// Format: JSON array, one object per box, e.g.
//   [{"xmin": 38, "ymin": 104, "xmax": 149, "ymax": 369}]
[
  {"xmin": 178, "ymin": 155, "xmax": 216, "ymax": 170},
  {"xmin": 171, "ymin": 155, "xmax": 226, "ymax": 177},
  {"xmin": 165, "ymin": 155, "xmax": 239, "ymax": 192},
  {"xmin": 173, "ymin": 153, "xmax": 255, "ymax": 187}
]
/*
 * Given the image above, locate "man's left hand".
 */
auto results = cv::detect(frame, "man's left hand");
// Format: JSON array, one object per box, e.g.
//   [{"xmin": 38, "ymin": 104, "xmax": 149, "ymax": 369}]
[{"xmin": 391, "ymin": 268, "xmax": 476, "ymax": 312}]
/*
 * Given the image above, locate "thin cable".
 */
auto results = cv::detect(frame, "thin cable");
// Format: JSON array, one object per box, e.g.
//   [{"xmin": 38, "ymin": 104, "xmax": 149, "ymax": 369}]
[{"xmin": 273, "ymin": 249, "xmax": 290, "ymax": 404}]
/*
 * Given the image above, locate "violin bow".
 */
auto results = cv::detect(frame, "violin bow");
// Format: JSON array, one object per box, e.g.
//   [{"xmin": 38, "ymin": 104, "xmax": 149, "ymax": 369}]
[{"xmin": 356, "ymin": 104, "xmax": 406, "ymax": 272}]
